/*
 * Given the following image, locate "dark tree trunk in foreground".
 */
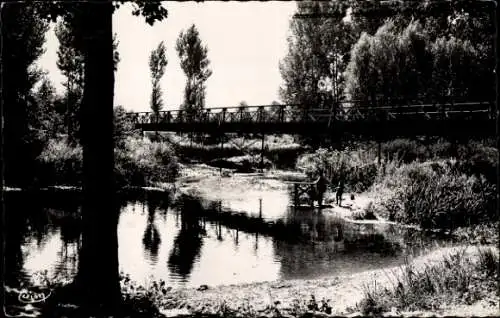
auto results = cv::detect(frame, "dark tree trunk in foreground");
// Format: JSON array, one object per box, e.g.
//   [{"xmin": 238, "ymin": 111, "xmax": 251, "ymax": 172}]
[{"xmin": 75, "ymin": 1, "xmax": 120, "ymax": 313}]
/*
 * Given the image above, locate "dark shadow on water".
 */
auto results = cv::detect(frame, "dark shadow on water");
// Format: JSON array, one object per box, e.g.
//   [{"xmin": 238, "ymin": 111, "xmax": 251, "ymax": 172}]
[
  {"xmin": 142, "ymin": 200, "xmax": 162, "ymax": 265},
  {"xmin": 167, "ymin": 195, "xmax": 205, "ymax": 281}
]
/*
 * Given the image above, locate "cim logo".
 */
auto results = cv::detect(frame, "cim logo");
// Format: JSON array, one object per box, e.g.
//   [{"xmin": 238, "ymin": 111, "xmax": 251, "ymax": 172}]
[{"xmin": 18, "ymin": 288, "xmax": 51, "ymax": 304}]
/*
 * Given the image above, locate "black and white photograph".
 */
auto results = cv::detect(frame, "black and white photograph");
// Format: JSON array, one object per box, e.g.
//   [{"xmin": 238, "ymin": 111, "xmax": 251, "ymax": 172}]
[{"xmin": 1, "ymin": 0, "xmax": 498, "ymax": 317}]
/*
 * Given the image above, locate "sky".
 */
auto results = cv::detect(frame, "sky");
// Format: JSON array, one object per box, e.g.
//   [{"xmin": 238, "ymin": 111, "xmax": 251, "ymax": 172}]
[{"xmin": 37, "ymin": 1, "xmax": 298, "ymax": 113}]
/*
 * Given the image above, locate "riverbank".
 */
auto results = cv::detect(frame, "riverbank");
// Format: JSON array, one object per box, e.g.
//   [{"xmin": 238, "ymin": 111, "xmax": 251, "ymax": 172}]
[{"xmin": 126, "ymin": 245, "xmax": 498, "ymax": 317}]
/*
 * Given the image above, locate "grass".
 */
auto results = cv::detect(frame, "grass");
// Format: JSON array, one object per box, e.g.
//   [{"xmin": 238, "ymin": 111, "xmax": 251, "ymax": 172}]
[{"xmin": 358, "ymin": 246, "xmax": 499, "ymax": 315}]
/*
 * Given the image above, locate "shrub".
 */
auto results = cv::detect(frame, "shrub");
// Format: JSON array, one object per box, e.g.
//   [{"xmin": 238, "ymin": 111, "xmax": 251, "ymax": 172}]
[
  {"xmin": 37, "ymin": 137, "xmax": 83, "ymax": 186},
  {"xmin": 115, "ymin": 137, "xmax": 179, "ymax": 187},
  {"xmin": 427, "ymin": 139, "xmax": 453, "ymax": 158},
  {"xmin": 382, "ymin": 163, "xmax": 497, "ymax": 231},
  {"xmin": 296, "ymin": 147, "xmax": 379, "ymax": 192},
  {"xmin": 114, "ymin": 105, "xmax": 140, "ymax": 149},
  {"xmin": 37, "ymin": 136, "xmax": 179, "ymax": 188},
  {"xmin": 455, "ymin": 141, "xmax": 498, "ymax": 184},
  {"xmin": 382, "ymin": 138, "xmax": 427, "ymax": 163}
]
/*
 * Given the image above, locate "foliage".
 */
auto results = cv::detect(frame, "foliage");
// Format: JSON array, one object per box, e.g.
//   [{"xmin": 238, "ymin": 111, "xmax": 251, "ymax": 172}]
[
  {"xmin": 344, "ymin": 18, "xmax": 484, "ymax": 103},
  {"xmin": 353, "ymin": 202, "xmax": 379, "ymax": 220},
  {"xmin": 381, "ymin": 161, "xmax": 497, "ymax": 231},
  {"xmin": 381, "ymin": 138, "xmax": 428, "ymax": 163},
  {"xmin": 453, "ymin": 222, "xmax": 499, "ymax": 246},
  {"xmin": 55, "ymin": 20, "xmax": 85, "ymax": 90},
  {"xmin": 30, "ymin": 76, "xmax": 64, "ymax": 143},
  {"xmin": 1, "ymin": 2, "xmax": 49, "ymax": 188},
  {"xmin": 37, "ymin": 137, "xmax": 84, "ymax": 186},
  {"xmin": 114, "ymin": 105, "xmax": 139, "ymax": 149},
  {"xmin": 429, "ymin": 36, "xmax": 481, "ymax": 100},
  {"xmin": 162, "ymin": 133, "xmax": 305, "ymax": 168},
  {"xmin": 296, "ymin": 147, "xmax": 379, "ymax": 192},
  {"xmin": 115, "ymin": 137, "xmax": 179, "ymax": 188},
  {"xmin": 149, "ymin": 41, "xmax": 168, "ymax": 114},
  {"xmin": 176, "ymin": 24, "xmax": 212, "ymax": 117},
  {"xmin": 282, "ymin": 1, "xmax": 495, "ymax": 109},
  {"xmin": 359, "ymin": 247, "xmax": 499, "ymax": 314},
  {"xmin": 455, "ymin": 141, "xmax": 498, "ymax": 184},
  {"xmin": 35, "ymin": 135, "xmax": 178, "ymax": 188},
  {"xmin": 279, "ymin": 1, "xmax": 358, "ymax": 111},
  {"xmin": 54, "ymin": 18, "xmax": 121, "ymax": 145},
  {"xmin": 297, "ymin": 138, "xmax": 497, "ymax": 231}
]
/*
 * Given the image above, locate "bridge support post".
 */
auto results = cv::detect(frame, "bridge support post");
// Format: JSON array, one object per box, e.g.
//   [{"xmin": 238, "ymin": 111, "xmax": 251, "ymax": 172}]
[
  {"xmin": 219, "ymin": 133, "xmax": 224, "ymax": 175},
  {"xmin": 260, "ymin": 133, "xmax": 265, "ymax": 173}
]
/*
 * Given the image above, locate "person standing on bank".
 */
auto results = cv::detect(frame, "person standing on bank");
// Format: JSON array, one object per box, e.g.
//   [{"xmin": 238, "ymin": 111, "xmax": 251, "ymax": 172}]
[
  {"xmin": 336, "ymin": 176, "xmax": 345, "ymax": 207},
  {"xmin": 316, "ymin": 170, "xmax": 328, "ymax": 207}
]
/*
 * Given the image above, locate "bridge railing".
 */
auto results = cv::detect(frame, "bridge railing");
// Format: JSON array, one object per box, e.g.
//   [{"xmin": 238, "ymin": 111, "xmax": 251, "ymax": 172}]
[{"xmin": 126, "ymin": 101, "xmax": 494, "ymax": 126}]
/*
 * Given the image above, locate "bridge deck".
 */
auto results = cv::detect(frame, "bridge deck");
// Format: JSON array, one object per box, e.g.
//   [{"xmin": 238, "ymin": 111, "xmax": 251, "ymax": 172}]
[{"xmin": 126, "ymin": 101, "xmax": 496, "ymax": 137}]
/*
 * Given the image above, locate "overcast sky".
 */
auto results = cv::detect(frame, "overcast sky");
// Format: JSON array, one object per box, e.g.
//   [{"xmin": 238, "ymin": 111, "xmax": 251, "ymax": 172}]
[{"xmin": 37, "ymin": 1, "xmax": 297, "ymax": 112}]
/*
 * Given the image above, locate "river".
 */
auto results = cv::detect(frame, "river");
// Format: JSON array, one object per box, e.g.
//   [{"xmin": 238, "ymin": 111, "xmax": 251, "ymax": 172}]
[{"xmin": 4, "ymin": 185, "xmax": 454, "ymax": 293}]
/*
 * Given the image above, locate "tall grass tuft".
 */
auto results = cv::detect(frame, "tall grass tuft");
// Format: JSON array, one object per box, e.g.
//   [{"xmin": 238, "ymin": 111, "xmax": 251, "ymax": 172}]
[{"xmin": 359, "ymin": 247, "xmax": 499, "ymax": 315}]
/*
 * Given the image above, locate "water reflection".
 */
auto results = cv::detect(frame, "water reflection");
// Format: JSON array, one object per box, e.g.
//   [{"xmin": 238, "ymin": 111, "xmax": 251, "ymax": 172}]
[
  {"xmin": 4, "ymin": 191, "xmax": 457, "ymax": 291},
  {"xmin": 167, "ymin": 196, "xmax": 205, "ymax": 282},
  {"xmin": 5, "ymin": 201, "xmax": 26, "ymax": 286},
  {"xmin": 142, "ymin": 200, "xmax": 162, "ymax": 265}
]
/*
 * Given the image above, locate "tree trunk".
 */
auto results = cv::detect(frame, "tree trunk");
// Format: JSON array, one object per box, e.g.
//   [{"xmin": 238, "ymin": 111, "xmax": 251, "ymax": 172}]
[
  {"xmin": 0, "ymin": 42, "xmax": 4, "ymax": 313},
  {"xmin": 75, "ymin": 1, "xmax": 120, "ymax": 313}
]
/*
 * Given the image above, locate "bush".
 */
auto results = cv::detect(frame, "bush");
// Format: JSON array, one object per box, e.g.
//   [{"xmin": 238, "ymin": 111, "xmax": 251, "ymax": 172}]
[
  {"xmin": 37, "ymin": 137, "xmax": 83, "ymax": 186},
  {"xmin": 455, "ymin": 141, "xmax": 498, "ymax": 184},
  {"xmin": 382, "ymin": 162, "xmax": 497, "ymax": 231},
  {"xmin": 37, "ymin": 136, "xmax": 179, "ymax": 188},
  {"xmin": 114, "ymin": 105, "xmax": 140, "ymax": 149},
  {"xmin": 382, "ymin": 138, "xmax": 428, "ymax": 163},
  {"xmin": 296, "ymin": 147, "xmax": 379, "ymax": 192},
  {"xmin": 115, "ymin": 137, "xmax": 179, "ymax": 187}
]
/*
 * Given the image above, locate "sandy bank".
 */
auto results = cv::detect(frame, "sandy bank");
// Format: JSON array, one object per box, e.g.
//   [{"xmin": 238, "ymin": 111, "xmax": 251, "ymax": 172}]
[{"xmin": 153, "ymin": 245, "xmax": 498, "ymax": 317}]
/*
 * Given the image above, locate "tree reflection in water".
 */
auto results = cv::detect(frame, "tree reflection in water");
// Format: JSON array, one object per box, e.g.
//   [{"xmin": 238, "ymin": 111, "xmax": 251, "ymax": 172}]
[
  {"xmin": 142, "ymin": 200, "xmax": 162, "ymax": 265},
  {"xmin": 54, "ymin": 207, "xmax": 82, "ymax": 284},
  {"xmin": 168, "ymin": 196, "xmax": 205, "ymax": 281},
  {"xmin": 4, "ymin": 193, "xmax": 30, "ymax": 286}
]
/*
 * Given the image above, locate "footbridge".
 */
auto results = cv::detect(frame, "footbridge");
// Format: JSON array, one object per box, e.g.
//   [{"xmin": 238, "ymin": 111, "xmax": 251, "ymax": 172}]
[{"xmin": 126, "ymin": 100, "xmax": 496, "ymax": 139}]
